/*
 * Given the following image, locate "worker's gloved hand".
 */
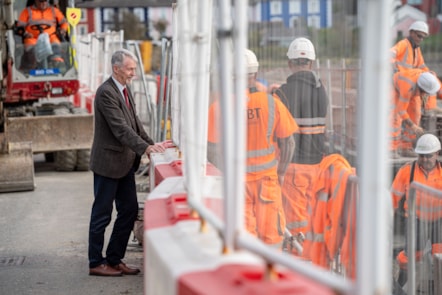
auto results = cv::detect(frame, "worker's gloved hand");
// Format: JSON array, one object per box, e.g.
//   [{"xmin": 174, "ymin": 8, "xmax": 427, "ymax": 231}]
[
  {"xmin": 412, "ymin": 124, "xmax": 424, "ymax": 137},
  {"xmin": 59, "ymin": 29, "xmax": 67, "ymax": 37},
  {"xmin": 23, "ymin": 31, "xmax": 33, "ymax": 39}
]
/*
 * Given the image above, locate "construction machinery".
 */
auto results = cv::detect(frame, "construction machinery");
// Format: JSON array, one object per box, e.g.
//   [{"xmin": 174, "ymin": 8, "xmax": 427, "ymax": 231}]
[{"xmin": 0, "ymin": 0, "xmax": 93, "ymax": 192}]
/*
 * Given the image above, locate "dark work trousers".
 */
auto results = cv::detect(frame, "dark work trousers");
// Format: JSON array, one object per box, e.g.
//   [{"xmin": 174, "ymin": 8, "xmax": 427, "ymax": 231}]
[{"xmin": 88, "ymin": 167, "xmax": 138, "ymax": 268}]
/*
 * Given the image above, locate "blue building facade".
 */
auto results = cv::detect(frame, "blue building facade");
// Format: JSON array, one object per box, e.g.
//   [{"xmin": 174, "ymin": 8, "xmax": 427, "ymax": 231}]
[{"xmin": 260, "ymin": 0, "xmax": 332, "ymax": 28}]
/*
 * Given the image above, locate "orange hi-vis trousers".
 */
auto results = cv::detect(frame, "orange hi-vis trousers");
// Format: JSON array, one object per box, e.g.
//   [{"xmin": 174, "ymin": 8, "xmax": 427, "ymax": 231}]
[
  {"xmin": 281, "ymin": 163, "xmax": 319, "ymax": 236},
  {"xmin": 244, "ymin": 176, "xmax": 286, "ymax": 247}
]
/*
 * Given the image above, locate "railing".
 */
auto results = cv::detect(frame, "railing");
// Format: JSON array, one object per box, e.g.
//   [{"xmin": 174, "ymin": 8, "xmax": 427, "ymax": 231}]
[
  {"xmin": 407, "ymin": 181, "xmax": 442, "ymax": 295},
  {"xmin": 157, "ymin": 0, "xmax": 394, "ymax": 293}
]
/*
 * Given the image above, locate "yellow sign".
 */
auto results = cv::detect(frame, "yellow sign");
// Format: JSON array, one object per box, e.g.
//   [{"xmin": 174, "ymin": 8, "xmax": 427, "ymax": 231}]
[{"xmin": 66, "ymin": 8, "xmax": 82, "ymax": 27}]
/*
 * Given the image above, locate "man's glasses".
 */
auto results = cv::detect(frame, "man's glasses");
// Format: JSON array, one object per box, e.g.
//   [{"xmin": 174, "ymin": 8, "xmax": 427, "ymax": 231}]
[{"xmin": 416, "ymin": 33, "xmax": 426, "ymax": 39}]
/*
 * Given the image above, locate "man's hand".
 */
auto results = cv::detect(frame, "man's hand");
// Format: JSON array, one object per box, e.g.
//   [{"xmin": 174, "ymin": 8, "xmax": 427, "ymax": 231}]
[{"xmin": 145, "ymin": 143, "xmax": 166, "ymax": 157}]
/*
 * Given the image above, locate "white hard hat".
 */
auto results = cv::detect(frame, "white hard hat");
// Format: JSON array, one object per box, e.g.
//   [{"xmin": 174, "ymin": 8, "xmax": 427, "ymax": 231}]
[
  {"xmin": 417, "ymin": 72, "xmax": 440, "ymax": 95},
  {"xmin": 287, "ymin": 37, "xmax": 316, "ymax": 60},
  {"xmin": 414, "ymin": 134, "xmax": 441, "ymax": 154},
  {"xmin": 245, "ymin": 49, "xmax": 259, "ymax": 74},
  {"xmin": 409, "ymin": 21, "xmax": 429, "ymax": 35}
]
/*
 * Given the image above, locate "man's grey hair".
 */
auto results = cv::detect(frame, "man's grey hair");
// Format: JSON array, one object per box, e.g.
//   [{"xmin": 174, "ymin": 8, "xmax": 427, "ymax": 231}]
[{"xmin": 111, "ymin": 49, "xmax": 138, "ymax": 67}]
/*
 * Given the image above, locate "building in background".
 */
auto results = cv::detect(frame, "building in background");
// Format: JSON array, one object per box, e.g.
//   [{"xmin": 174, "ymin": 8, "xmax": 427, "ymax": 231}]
[
  {"xmin": 75, "ymin": 0, "xmax": 174, "ymax": 40},
  {"xmin": 395, "ymin": 0, "xmax": 442, "ymax": 34},
  {"xmin": 254, "ymin": 0, "xmax": 333, "ymax": 29}
]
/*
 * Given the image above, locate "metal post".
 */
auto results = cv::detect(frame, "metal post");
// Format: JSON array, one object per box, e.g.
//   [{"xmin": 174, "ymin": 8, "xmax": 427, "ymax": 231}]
[
  {"xmin": 341, "ymin": 58, "xmax": 347, "ymax": 157},
  {"xmin": 408, "ymin": 186, "xmax": 417, "ymax": 295},
  {"xmin": 326, "ymin": 59, "xmax": 334, "ymax": 153},
  {"xmin": 356, "ymin": 0, "xmax": 393, "ymax": 294}
]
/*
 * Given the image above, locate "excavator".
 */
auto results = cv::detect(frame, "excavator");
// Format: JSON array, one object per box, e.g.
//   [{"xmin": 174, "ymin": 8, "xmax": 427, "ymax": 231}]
[{"xmin": 0, "ymin": 0, "xmax": 93, "ymax": 192}]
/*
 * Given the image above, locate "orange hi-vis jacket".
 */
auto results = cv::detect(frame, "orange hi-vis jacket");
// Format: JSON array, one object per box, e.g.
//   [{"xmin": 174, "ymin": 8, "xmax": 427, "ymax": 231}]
[
  {"xmin": 207, "ymin": 88, "xmax": 298, "ymax": 181},
  {"xmin": 392, "ymin": 161, "xmax": 442, "ymax": 221},
  {"xmin": 391, "ymin": 38, "xmax": 428, "ymax": 73},
  {"xmin": 390, "ymin": 70, "xmax": 421, "ymax": 150},
  {"xmin": 302, "ymin": 154, "xmax": 356, "ymax": 269},
  {"xmin": 400, "ymin": 89, "xmax": 438, "ymax": 151},
  {"xmin": 392, "ymin": 70, "xmax": 422, "ymax": 123},
  {"xmin": 207, "ymin": 88, "xmax": 298, "ymax": 245},
  {"xmin": 17, "ymin": 4, "xmax": 68, "ymax": 46},
  {"xmin": 391, "ymin": 37, "xmax": 442, "ymax": 100},
  {"xmin": 390, "ymin": 69, "xmax": 440, "ymax": 151}
]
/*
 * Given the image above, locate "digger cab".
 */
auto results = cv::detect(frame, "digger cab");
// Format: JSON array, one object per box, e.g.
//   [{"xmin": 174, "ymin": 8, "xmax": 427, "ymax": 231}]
[
  {"xmin": 5, "ymin": 19, "xmax": 79, "ymax": 104},
  {"xmin": 4, "ymin": 1, "xmax": 79, "ymax": 104}
]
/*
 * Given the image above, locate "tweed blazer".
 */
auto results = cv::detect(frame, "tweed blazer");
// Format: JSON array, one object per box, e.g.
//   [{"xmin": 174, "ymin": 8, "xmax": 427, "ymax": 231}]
[{"xmin": 89, "ymin": 77, "xmax": 155, "ymax": 179}]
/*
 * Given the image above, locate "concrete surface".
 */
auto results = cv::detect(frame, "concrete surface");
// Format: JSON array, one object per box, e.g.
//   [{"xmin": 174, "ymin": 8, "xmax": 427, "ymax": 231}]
[{"xmin": 0, "ymin": 155, "xmax": 145, "ymax": 295}]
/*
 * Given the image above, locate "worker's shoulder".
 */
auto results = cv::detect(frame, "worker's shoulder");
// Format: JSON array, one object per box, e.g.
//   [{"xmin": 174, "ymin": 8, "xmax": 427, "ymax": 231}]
[
  {"xmin": 393, "ymin": 38, "xmax": 410, "ymax": 47},
  {"xmin": 396, "ymin": 160, "xmax": 414, "ymax": 174}
]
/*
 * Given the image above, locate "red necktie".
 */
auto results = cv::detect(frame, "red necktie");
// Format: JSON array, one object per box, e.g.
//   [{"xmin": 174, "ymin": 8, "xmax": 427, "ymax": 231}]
[{"xmin": 123, "ymin": 87, "xmax": 130, "ymax": 108}]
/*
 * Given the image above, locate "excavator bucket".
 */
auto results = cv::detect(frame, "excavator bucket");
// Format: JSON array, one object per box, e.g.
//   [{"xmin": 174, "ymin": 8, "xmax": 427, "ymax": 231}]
[
  {"xmin": 0, "ymin": 141, "xmax": 34, "ymax": 193},
  {"xmin": 0, "ymin": 113, "xmax": 93, "ymax": 193}
]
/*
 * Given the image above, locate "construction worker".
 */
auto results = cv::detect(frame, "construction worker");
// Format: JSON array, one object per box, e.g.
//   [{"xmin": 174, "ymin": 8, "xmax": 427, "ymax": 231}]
[
  {"xmin": 273, "ymin": 37, "xmax": 329, "ymax": 242},
  {"xmin": 390, "ymin": 71, "xmax": 440, "ymax": 157},
  {"xmin": 391, "ymin": 20, "xmax": 442, "ymax": 155},
  {"xmin": 303, "ymin": 153, "xmax": 356, "ymax": 270},
  {"xmin": 391, "ymin": 134, "xmax": 442, "ymax": 287},
  {"xmin": 207, "ymin": 49, "xmax": 297, "ymax": 247},
  {"xmin": 391, "ymin": 21, "xmax": 430, "ymax": 74},
  {"xmin": 17, "ymin": 0, "xmax": 68, "ymax": 68}
]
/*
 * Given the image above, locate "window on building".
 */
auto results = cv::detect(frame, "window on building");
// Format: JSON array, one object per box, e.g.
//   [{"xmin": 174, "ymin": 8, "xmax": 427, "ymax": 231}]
[
  {"xmin": 80, "ymin": 9, "xmax": 87, "ymax": 22},
  {"xmin": 103, "ymin": 23, "xmax": 113, "ymax": 32},
  {"xmin": 308, "ymin": 15, "xmax": 321, "ymax": 28},
  {"xmin": 103, "ymin": 8, "xmax": 114, "ymax": 22},
  {"xmin": 289, "ymin": 0, "xmax": 301, "ymax": 14},
  {"xmin": 308, "ymin": 0, "xmax": 320, "ymax": 14},
  {"xmin": 78, "ymin": 24, "xmax": 88, "ymax": 36},
  {"xmin": 270, "ymin": 0, "xmax": 282, "ymax": 15},
  {"xmin": 290, "ymin": 16, "xmax": 300, "ymax": 27},
  {"xmin": 133, "ymin": 8, "xmax": 145, "ymax": 21}
]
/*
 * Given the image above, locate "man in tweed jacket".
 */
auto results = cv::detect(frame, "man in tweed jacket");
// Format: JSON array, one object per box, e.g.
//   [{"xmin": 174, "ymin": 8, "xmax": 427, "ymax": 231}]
[{"xmin": 88, "ymin": 49, "xmax": 165, "ymax": 276}]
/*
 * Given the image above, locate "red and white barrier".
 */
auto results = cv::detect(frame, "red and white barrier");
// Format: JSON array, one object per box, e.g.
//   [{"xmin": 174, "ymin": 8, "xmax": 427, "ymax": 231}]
[
  {"xmin": 144, "ymin": 148, "xmax": 336, "ymax": 295},
  {"xmin": 71, "ymin": 83, "xmax": 95, "ymax": 114}
]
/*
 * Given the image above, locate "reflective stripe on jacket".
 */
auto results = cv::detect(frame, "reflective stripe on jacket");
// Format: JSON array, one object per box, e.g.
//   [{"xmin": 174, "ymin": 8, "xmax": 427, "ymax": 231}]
[
  {"xmin": 245, "ymin": 88, "xmax": 298, "ymax": 180},
  {"xmin": 392, "ymin": 161, "xmax": 442, "ymax": 220},
  {"xmin": 302, "ymin": 154, "xmax": 356, "ymax": 270},
  {"xmin": 18, "ymin": 5, "xmax": 68, "ymax": 40},
  {"xmin": 276, "ymin": 70, "xmax": 328, "ymax": 164},
  {"xmin": 392, "ymin": 69, "xmax": 421, "ymax": 122},
  {"xmin": 391, "ymin": 38, "xmax": 429, "ymax": 73},
  {"xmin": 207, "ymin": 88, "xmax": 298, "ymax": 181}
]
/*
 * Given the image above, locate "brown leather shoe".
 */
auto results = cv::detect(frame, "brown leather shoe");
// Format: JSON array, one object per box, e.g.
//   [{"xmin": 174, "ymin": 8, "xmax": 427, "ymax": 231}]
[
  {"xmin": 113, "ymin": 262, "xmax": 140, "ymax": 275},
  {"xmin": 89, "ymin": 264, "xmax": 123, "ymax": 276}
]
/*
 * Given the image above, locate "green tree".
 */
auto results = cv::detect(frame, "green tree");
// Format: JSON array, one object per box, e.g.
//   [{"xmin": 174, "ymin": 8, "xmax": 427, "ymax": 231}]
[{"xmin": 112, "ymin": 10, "xmax": 147, "ymax": 41}]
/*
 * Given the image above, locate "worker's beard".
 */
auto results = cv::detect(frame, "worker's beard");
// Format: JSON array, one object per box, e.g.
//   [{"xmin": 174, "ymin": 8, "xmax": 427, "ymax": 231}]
[{"xmin": 419, "ymin": 161, "xmax": 436, "ymax": 172}]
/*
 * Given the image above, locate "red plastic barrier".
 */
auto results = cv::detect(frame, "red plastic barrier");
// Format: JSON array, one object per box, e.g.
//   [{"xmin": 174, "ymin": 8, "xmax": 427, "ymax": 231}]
[
  {"xmin": 144, "ymin": 194, "xmax": 198, "ymax": 230},
  {"xmin": 178, "ymin": 264, "xmax": 336, "ymax": 295},
  {"xmin": 154, "ymin": 160, "xmax": 221, "ymax": 187}
]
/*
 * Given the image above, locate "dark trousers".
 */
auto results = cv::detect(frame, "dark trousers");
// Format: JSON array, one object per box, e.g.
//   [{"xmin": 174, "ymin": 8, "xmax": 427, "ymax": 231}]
[{"xmin": 88, "ymin": 168, "xmax": 138, "ymax": 268}]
